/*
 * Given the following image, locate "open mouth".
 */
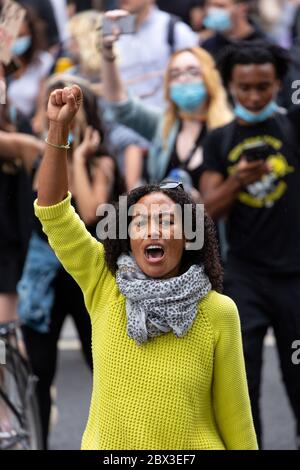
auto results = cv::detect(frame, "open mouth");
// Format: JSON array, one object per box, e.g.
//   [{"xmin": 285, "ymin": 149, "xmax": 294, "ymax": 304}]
[{"xmin": 144, "ymin": 245, "xmax": 165, "ymax": 263}]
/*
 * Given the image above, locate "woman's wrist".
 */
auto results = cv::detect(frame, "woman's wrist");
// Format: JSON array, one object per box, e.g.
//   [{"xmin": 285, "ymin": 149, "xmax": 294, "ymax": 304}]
[
  {"xmin": 48, "ymin": 122, "xmax": 69, "ymax": 147},
  {"xmin": 73, "ymin": 148, "xmax": 86, "ymax": 163},
  {"xmin": 101, "ymin": 41, "xmax": 116, "ymax": 62}
]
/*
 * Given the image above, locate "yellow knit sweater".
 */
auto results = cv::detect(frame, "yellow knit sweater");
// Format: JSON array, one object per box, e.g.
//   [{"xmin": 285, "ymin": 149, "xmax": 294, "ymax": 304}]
[{"xmin": 34, "ymin": 193, "xmax": 258, "ymax": 450}]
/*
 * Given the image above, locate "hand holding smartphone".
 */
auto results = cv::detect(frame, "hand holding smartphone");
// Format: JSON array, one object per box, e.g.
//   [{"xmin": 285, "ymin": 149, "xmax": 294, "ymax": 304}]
[
  {"xmin": 102, "ymin": 13, "xmax": 136, "ymax": 37},
  {"xmin": 242, "ymin": 141, "xmax": 271, "ymax": 162}
]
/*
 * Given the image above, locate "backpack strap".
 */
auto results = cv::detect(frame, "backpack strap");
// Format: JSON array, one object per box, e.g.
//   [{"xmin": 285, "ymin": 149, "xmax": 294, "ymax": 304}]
[{"xmin": 167, "ymin": 14, "xmax": 180, "ymax": 54}]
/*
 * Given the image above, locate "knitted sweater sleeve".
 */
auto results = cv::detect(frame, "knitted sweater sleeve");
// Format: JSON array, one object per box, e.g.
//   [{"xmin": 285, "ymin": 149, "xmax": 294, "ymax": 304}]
[
  {"xmin": 34, "ymin": 192, "xmax": 112, "ymax": 313},
  {"xmin": 208, "ymin": 293, "xmax": 258, "ymax": 450}
]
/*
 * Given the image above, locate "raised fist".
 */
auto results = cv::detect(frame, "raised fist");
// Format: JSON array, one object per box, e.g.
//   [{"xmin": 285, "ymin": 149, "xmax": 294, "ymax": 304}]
[{"xmin": 47, "ymin": 85, "xmax": 83, "ymax": 127}]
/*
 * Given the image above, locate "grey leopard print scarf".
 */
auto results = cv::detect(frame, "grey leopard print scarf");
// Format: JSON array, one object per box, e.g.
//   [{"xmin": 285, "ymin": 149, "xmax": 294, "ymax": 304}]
[{"xmin": 116, "ymin": 253, "xmax": 211, "ymax": 345}]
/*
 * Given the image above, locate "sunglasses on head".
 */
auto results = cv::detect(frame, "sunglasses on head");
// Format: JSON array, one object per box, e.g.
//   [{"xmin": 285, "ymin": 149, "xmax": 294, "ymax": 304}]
[{"xmin": 159, "ymin": 181, "xmax": 184, "ymax": 190}]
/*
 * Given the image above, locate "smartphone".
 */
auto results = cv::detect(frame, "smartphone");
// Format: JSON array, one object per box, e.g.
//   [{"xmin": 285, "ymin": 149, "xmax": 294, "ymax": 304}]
[
  {"xmin": 102, "ymin": 14, "xmax": 136, "ymax": 36},
  {"xmin": 243, "ymin": 142, "xmax": 271, "ymax": 162}
]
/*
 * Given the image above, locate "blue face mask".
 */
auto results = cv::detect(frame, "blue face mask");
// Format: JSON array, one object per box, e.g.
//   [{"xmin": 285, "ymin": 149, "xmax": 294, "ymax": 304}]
[
  {"xmin": 12, "ymin": 36, "xmax": 32, "ymax": 57},
  {"xmin": 234, "ymin": 100, "xmax": 279, "ymax": 124},
  {"xmin": 203, "ymin": 7, "xmax": 232, "ymax": 32},
  {"xmin": 170, "ymin": 81, "xmax": 208, "ymax": 112}
]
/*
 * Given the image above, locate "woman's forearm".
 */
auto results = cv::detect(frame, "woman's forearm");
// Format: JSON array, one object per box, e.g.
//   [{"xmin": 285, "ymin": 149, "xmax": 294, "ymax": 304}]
[
  {"xmin": 0, "ymin": 131, "xmax": 43, "ymax": 172},
  {"xmin": 101, "ymin": 45, "xmax": 127, "ymax": 103},
  {"xmin": 202, "ymin": 175, "xmax": 242, "ymax": 220},
  {"xmin": 37, "ymin": 123, "xmax": 69, "ymax": 206},
  {"xmin": 72, "ymin": 155, "xmax": 108, "ymax": 225}
]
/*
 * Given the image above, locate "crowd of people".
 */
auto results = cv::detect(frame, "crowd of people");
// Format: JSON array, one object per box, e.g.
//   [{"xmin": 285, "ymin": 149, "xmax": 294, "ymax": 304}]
[{"xmin": 0, "ymin": 0, "xmax": 300, "ymax": 451}]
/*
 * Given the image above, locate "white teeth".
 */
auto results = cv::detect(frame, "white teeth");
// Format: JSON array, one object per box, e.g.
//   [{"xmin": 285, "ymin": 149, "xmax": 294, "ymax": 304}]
[{"xmin": 147, "ymin": 245, "xmax": 163, "ymax": 250}]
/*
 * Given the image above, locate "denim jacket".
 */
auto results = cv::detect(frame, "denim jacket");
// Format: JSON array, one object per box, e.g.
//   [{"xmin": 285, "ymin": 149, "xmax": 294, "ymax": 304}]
[{"xmin": 17, "ymin": 232, "xmax": 61, "ymax": 333}]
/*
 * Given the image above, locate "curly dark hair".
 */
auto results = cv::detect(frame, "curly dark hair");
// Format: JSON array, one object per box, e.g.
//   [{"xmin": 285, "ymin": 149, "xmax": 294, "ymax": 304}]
[
  {"xmin": 101, "ymin": 185, "xmax": 223, "ymax": 292},
  {"xmin": 217, "ymin": 39, "xmax": 291, "ymax": 88}
]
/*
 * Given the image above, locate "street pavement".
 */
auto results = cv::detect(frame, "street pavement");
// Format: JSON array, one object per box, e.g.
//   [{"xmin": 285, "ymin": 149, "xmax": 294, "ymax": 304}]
[{"xmin": 49, "ymin": 323, "xmax": 296, "ymax": 450}]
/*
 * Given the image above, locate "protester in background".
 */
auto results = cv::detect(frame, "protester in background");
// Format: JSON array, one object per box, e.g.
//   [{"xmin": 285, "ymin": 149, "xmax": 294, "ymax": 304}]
[
  {"xmin": 115, "ymin": 0, "xmax": 197, "ymax": 108},
  {"xmin": 0, "ymin": 53, "xmax": 41, "ymax": 329},
  {"xmin": 100, "ymin": 11, "xmax": 232, "ymax": 196},
  {"xmin": 201, "ymin": 0, "xmax": 265, "ymax": 59},
  {"xmin": 200, "ymin": 40, "xmax": 300, "ymax": 449},
  {"xmin": 6, "ymin": 5, "xmax": 54, "ymax": 133},
  {"xmin": 101, "ymin": 1, "xmax": 198, "ymax": 186},
  {"xmin": 0, "ymin": 131, "xmax": 42, "ymax": 440},
  {"xmin": 0, "ymin": 131, "xmax": 43, "ymax": 325}
]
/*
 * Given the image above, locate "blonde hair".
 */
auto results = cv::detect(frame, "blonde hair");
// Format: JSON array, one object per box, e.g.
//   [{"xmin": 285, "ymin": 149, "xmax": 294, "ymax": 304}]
[
  {"xmin": 68, "ymin": 10, "xmax": 103, "ymax": 76},
  {"xmin": 163, "ymin": 47, "xmax": 233, "ymax": 143}
]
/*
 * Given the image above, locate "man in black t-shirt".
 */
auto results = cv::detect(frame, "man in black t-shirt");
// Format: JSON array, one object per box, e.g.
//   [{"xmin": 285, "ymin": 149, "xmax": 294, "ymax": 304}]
[
  {"xmin": 201, "ymin": 41, "xmax": 300, "ymax": 449},
  {"xmin": 201, "ymin": 0, "xmax": 265, "ymax": 59}
]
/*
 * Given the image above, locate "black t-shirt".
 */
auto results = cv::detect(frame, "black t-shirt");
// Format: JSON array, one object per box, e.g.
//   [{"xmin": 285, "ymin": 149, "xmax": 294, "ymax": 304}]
[
  {"xmin": 202, "ymin": 27, "xmax": 265, "ymax": 60},
  {"xmin": 202, "ymin": 108, "xmax": 300, "ymax": 273}
]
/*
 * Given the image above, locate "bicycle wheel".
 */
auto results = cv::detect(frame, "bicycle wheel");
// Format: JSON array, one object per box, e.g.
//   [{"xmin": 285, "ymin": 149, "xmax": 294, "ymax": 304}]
[{"xmin": 0, "ymin": 344, "xmax": 43, "ymax": 450}]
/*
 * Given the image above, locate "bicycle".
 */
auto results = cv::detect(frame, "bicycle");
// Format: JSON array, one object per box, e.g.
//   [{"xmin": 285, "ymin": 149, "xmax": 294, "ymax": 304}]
[{"xmin": 0, "ymin": 321, "xmax": 43, "ymax": 450}]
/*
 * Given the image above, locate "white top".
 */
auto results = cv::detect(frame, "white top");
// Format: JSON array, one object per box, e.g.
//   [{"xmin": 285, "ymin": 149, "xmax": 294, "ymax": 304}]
[
  {"xmin": 116, "ymin": 6, "xmax": 198, "ymax": 110},
  {"xmin": 8, "ymin": 52, "xmax": 54, "ymax": 117}
]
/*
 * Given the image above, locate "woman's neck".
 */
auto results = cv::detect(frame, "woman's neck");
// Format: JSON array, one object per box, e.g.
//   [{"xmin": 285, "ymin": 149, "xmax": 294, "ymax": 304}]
[
  {"xmin": 181, "ymin": 118, "xmax": 203, "ymax": 134},
  {"xmin": 136, "ymin": 4, "xmax": 153, "ymax": 30},
  {"xmin": 179, "ymin": 102, "xmax": 208, "ymax": 125}
]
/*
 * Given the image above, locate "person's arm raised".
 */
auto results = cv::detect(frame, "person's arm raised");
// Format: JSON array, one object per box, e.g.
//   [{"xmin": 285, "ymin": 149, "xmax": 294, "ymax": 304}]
[
  {"xmin": 100, "ymin": 10, "xmax": 128, "ymax": 103},
  {"xmin": 35, "ymin": 86, "xmax": 113, "ymax": 314},
  {"xmin": 99, "ymin": 11, "xmax": 161, "ymax": 140},
  {"xmin": 37, "ymin": 85, "xmax": 82, "ymax": 206}
]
